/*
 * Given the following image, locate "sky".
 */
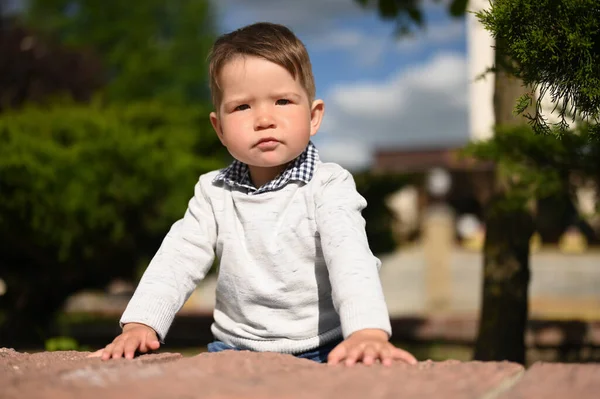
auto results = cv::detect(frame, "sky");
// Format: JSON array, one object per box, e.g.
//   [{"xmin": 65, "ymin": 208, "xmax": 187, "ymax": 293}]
[{"xmin": 211, "ymin": 0, "xmax": 470, "ymax": 170}]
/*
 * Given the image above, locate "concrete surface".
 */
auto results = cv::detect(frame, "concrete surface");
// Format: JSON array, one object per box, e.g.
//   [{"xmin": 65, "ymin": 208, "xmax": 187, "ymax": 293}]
[{"xmin": 379, "ymin": 246, "xmax": 600, "ymax": 319}]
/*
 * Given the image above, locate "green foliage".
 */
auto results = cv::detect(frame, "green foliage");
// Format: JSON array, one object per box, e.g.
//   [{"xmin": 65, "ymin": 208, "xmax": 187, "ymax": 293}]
[
  {"xmin": 0, "ymin": 101, "xmax": 226, "ymax": 264},
  {"xmin": 476, "ymin": 0, "xmax": 600, "ymax": 137},
  {"xmin": 354, "ymin": 172, "xmax": 413, "ymax": 254},
  {"xmin": 0, "ymin": 101, "xmax": 228, "ymax": 332},
  {"xmin": 0, "ymin": 100, "xmax": 228, "ymax": 344},
  {"xmin": 448, "ymin": 0, "xmax": 469, "ymax": 18},
  {"xmin": 462, "ymin": 124, "xmax": 599, "ymax": 213},
  {"xmin": 26, "ymin": 0, "xmax": 216, "ymax": 104},
  {"xmin": 45, "ymin": 336, "xmax": 83, "ymax": 351}
]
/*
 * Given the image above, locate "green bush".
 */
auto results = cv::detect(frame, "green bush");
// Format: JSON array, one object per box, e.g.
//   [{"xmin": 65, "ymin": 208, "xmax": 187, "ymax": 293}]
[
  {"xmin": 0, "ymin": 101, "xmax": 228, "ymax": 345},
  {"xmin": 462, "ymin": 123, "xmax": 600, "ymax": 214}
]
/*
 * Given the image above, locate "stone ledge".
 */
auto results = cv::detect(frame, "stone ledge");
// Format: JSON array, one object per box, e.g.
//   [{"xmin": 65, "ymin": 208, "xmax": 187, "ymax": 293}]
[
  {"xmin": 1, "ymin": 349, "xmax": 598, "ymax": 399},
  {"xmin": 496, "ymin": 362, "xmax": 600, "ymax": 399}
]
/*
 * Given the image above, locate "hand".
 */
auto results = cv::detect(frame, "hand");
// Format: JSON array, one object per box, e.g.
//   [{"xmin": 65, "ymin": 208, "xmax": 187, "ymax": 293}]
[
  {"xmin": 88, "ymin": 323, "xmax": 160, "ymax": 361},
  {"xmin": 327, "ymin": 329, "xmax": 417, "ymax": 367}
]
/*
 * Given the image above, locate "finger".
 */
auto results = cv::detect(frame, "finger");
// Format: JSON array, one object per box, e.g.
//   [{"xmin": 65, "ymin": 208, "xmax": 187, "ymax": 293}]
[
  {"xmin": 362, "ymin": 345, "xmax": 379, "ymax": 366},
  {"xmin": 148, "ymin": 340, "xmax": 161, "ymax": 350},
  {"xmin": 345, "ymin": 347, "xmax": 364, "ymax": 367},
  {"xmin": 87, "ymin": 349, "xmax": 104, "ymax": 358},
  {"xmin": 111, "ymin": 340, "xmax": 126, "ymax": 359},
  {"xmin": 392, "ymin": 347, "xmax": 418, "ymax": 365},
  {"xmin": 138, "ymin": 331, "xmax": 159, "ymax": 354},
  {"xmin": 123, "ymin": 338, "xmax": 141, "ymax": 360},
  {"xmin": 138, "ymin": 338, "xmax": 148, "ymax": 354},
  {"xmin": 379, "ymin": 347, "xmax": 394, "ymax": 366},
  {"xmin": 138, "ymin": 333, "xmax": 150, "ymax": 354},
  {"xmin": 146, "ymin": 331, "xmax": 160, "ymax": 351},
  {"xmin": 101, "ymin": 344, "xmax": 114, "ymax": 361},
  {"xmin": 327, "ymin": 344, "xmax": 347, "ymax": 366}
]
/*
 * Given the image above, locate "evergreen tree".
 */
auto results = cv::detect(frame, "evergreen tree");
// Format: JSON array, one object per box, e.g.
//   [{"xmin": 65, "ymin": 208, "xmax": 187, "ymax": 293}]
[{"xmin": 476, "ymin": 0, "xmax": 600, "ymax": 136}]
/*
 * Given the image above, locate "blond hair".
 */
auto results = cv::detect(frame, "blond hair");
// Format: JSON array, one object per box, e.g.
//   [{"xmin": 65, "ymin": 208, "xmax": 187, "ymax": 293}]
[{"xmin": 208, "ymin": 22, "xmax": 316, "ymax": 109}]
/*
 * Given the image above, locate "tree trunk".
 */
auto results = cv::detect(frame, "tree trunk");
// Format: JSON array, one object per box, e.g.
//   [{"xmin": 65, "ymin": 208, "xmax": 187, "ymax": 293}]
[
  {"xmin": 473, "ymin": 38, "xmax": 535, "ymax": 364},
  {"xmin": 473, "ymin": 195, "xmax": 534, "ymax": 363}
]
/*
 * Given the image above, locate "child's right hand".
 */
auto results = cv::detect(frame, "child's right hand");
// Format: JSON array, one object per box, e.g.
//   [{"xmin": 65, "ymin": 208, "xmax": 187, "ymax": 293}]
[{"xmin": 88, "ymin": 322, "xmax": 161, "ymax": 360}]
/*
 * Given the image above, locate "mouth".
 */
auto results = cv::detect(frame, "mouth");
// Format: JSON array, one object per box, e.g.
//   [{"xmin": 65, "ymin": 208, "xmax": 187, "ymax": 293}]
[{"xmin": 255, "ymin": 137, "xmax": 279, "ymax": 146}]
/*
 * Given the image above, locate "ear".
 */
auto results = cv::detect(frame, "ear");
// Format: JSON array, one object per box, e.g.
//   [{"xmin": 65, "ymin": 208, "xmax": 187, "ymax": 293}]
[
  {"xmin": 210, "ymin": 111, "xmax": 226, "ymax": 145},
  {"xmin": 309, "ymin": 99, "xmax": 325, "ymax": 137}
]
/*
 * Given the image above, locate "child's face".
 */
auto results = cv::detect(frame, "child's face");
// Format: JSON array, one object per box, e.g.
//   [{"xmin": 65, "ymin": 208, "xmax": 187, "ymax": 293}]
[{"xmin": 210, "ymin": 56, "xmax": 324, "ymax": 174}]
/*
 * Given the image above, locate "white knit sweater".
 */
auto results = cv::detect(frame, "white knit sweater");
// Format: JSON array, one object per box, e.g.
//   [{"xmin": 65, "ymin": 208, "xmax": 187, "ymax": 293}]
[{"xmin": 120, "ymin": 161, "xmax": 392, "ymax": 354}]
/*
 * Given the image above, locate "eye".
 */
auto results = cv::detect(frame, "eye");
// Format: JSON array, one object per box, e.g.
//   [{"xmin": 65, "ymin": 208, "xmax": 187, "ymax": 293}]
[
  {"xmin": 234, "ymin": 104, "xmax": 250, "ymax": 111},
  {"xmin": 276, "ymin": 99, "xmax": 291, "ymax": 105}
]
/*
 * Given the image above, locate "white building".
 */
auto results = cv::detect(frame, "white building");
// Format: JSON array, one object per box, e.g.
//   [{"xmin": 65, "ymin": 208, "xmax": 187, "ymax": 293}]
[{"xmin": 466, "ymin": 0, "xmax": 496, "ymax": 142}]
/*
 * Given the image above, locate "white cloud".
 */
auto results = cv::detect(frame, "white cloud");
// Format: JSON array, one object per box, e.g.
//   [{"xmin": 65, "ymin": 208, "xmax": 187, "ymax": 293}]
[
  {"xmin": 317, "ymin": 139, "xmax": 373, "ymax": 171},
  {"xmin": 310, "ymin": 29, "xmax": 382, "ymax": 52},
  {"xmin": 311, "ymin": 29, "xmax": 365, "ymax": 50},
  {"xmin": 308, "ymin": 28, "xmax": 390, "ymax": 67},
  {"xmin": 395, "ymin": 21, "xmax": 465, "ymax": 53},
  {"xmin": 313, "ymin": 52, "xmax": 469, "ymax": 170},
  {"xmin": 427, "ymin": 21, "xmax": 465, "ymax": 43},
  {"xmin": 329, "ymin": 82, "xmax": 404, "ymax": 117}
]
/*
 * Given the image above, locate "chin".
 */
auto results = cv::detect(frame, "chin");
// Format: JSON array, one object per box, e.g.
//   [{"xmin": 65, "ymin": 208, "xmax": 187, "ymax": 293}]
[
  {"xmin": 253, "ymin": 155, "xmax": 295, "ymax": 167},
  {"xmin": 251, "ymin": 161, "xmax": 290, "ymax": 169}
]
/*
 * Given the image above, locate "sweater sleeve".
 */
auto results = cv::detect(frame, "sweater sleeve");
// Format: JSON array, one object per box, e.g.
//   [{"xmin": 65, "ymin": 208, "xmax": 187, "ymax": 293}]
[
  {"xmin": 120, "ymin": 176, "xmax": 217, "ymax": 341},
  {"xmin": 315, "ymin": 165, "xmax": 392, "ymax": 339}
]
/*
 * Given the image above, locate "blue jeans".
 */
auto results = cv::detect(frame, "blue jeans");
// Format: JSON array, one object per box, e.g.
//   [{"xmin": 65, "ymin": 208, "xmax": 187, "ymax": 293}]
[{"xmin": 207, "ymin": 339, "xmax": 341, "ymax": 363}]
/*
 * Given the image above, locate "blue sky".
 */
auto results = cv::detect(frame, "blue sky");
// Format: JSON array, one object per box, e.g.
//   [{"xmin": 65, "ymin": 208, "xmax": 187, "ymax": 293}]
[{"xmin": 213, "ymin": 0, "xmax": 470, "ymax": 170}]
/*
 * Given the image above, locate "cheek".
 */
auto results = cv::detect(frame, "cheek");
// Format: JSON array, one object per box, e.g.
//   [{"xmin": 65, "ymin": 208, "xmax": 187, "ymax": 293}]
[
  {"xmin": 221, "ymin": 114, "xmax": 251, "ymax": 133},
  {"xmin": 283, "ymin": 109, "xmax": 311, "ymax": 127}
]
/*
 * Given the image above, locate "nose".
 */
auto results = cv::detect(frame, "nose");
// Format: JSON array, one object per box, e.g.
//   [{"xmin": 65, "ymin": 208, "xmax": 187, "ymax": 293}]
[{"xmin": 254, "ymin": 112, "xmax": 276, "ymax": 131}]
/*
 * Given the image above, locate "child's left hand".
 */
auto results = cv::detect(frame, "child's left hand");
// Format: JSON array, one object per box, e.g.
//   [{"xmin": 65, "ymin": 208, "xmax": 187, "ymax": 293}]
[{"xmin": 327, "ymin": 328, "xmax": 417, "ymax": 366}]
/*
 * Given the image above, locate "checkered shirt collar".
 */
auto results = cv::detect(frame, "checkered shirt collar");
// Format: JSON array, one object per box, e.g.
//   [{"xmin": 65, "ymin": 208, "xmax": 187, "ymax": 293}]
[{"xmin": 213, "ymin": 141, "xmax": 319, "ymax": 195}]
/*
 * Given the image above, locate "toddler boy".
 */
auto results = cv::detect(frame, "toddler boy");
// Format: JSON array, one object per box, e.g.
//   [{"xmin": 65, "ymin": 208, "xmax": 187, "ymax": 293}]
[{"xmin": 94, "ymin": 22, "xmax": 416, "ymax": 367}]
